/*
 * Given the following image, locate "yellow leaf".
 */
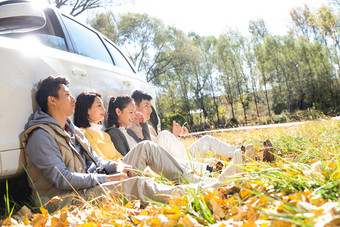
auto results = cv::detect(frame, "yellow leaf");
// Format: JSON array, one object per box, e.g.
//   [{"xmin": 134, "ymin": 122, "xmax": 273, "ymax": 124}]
[
  {"xmin": 2, "ymin": 218, "xmax": 16, "ymax": 226},
  {"xmin": 240, "ymin": 190, "xmax": 252, "ymax": 200},
  {"xmin": 31, "ymin": 214, "xmax": 47, "ymax": 227},
  {"xmin": 242, "ymin": 220, "xmax": 257, "ymax": 227},
  {"xmin": 169, "ymin": 196, "xmax": 187, "ymax": 207},
  {"xmin": 150, "ymin": 216, "xmax": 162, "ymax": 225},
  {"xmin": 270, "ymin": 220, "xmax": 292, "ymax": 227},
  {"xmin": 162, "ymin": 205, "xmax": 181, "ymax": 215},
  {"xmin": 24, "ymin": 217, "xmax": 30, "ymax": 225},
  {"xmin": 60, "ymin": 211, "xmax": 69, "ymax": 225},
  {"xmin": 327, "ymin": 162, "xmax": 336, "ymax": 170},
  {"xmin": 208, "ymin": 199, "xmax": 226, "ymax": 221},
  {"xmin": 51, "ymin": 217, "xmax": 63, "ymax": 227},
  {"xmin": 181, "ymin": 214, "xmax": 202, "ymax": 226},
  {"xmin": 40, "ymin": 206, "xmax": 48, "ymax": 217},
  {"xmin": 80, "ymin": 222, "xmax": 97, "ymax": 227},
  {"xmin": 310, "ymin": 195, "xmax": 325, "ymax": 206},
  {"xmin": 49, "ymin": 196, "xmax": 62, "ymax": 205}
]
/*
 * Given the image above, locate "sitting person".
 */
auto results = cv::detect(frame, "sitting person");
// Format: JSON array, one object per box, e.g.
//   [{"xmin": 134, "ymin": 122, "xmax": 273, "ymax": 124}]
[
  {"xmin": 130, "ymin": 90, "xmax": 255, "ymax": 163},
  {"xmin": 23, "ymin": 76, "xmax": 238, "ymax": 211},
  {"xmin": 74, "ymin": 91, "xmax": 123, "ymax": 162}
]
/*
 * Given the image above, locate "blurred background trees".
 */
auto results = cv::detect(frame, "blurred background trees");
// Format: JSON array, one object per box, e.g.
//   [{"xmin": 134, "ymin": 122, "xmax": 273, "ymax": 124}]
[{"xmin": 87, "ymin": 2, "xmax": 339, "ymax": 130}]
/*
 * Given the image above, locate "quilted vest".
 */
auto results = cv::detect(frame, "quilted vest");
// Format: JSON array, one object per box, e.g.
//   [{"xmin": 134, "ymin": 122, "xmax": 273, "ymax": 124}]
[{"xmin": 22, "ymin": 123, "xmax": 95, "ymax": 207}]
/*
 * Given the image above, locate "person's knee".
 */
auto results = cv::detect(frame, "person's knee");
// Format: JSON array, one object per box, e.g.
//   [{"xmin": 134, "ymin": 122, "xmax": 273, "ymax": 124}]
[
  {"xmin": 157, "ymin": 130, "xmax": 172, "ymax": 140},
  {"xmin": 234, "ymin": 148, "xmax": 242, "ymax": 154},
  {"xmin": 140, "ymin": 140, "xmax": 160, "ymax": 154},
  {"xmin": 201, "ymin": 135, "xmax": 214, "ymax": 140},
  {"xmin": 234, "ymin": 148, "xmax": 243, "ymax": 159},
  {"xmin": 200, "ymin": 135, "xmax": 215, "ymax": 143}
]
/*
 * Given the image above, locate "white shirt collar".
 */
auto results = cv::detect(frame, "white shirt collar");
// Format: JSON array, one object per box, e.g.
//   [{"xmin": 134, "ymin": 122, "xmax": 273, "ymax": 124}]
[{"xmin": 87, "ymin": 122, "xmax": 103, "ymax": 132}]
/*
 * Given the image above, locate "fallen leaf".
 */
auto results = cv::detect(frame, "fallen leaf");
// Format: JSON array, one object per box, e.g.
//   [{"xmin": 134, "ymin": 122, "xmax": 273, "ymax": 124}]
[
  {"xmin": 208, "ymin": 199, "xmax": 226, "ymax": 221},
  {"xmin": 31, "ymin": 214, "xmax": 47, "ymax": 227},
  {"xmin": 40, "ymin": 206, "xmax": 49, "ymax": 217},
  {"xmin": 17, "ymin": 205, "xmax": 33, "ymax": 219},
  {"xmin": 181, "ymin": 214, "xmax": 202, "ymax": 226},
  {"xmin": 1, "ymin": 218, "xmax": 18, "ymax": 226},
  {"xmin": 240, "ymin": 190, "xmax": 252, "ymax": 200},
  {"xmin": 269, "ymin": 219, "xmax": 292, "ymax": 227},
  {"xmin": 296, "ymin": 201, "xmax": 318, "ymax": 213},
  {"xmin": 50, "ymin": 196, "xmax": 62, "ymax": 205}
]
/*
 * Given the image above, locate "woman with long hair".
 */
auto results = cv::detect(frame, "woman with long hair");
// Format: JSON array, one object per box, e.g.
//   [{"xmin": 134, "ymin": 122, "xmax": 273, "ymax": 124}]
[{"xmin": 74, "ymin": 91, "xmax": 123, "ymax": 161}]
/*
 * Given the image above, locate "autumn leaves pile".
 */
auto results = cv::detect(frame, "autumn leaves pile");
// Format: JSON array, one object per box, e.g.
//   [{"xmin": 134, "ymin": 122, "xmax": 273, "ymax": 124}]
[{"xmin": 1, "ymin": 119, "xmax": 339, "ymax": 226}]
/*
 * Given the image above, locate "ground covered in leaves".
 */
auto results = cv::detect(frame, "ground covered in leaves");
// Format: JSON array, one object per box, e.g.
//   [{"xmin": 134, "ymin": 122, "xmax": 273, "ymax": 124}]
[{"xmin": 1, "ymin": 119, "xmax": 339, "ymax": 226}]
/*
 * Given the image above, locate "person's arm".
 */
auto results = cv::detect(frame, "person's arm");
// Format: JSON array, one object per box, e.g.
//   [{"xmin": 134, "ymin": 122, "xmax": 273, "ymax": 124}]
[
  {"xmin": 140, "ymin": 121, "xmax": 151, "ymax": 141},
  {"xmin": 148, "ymin": 125, "xmax": 158, "ymax": 142},
  {"xmin": 26, "ymin": 129, "xmax": 107, "ymax": 190},
  {"xmin": 135, "ymin": 111, "xmax": 151, "ymax": 141},
  {"xmin": 106, "ymin": 128, "xmax": 130, "ymax": 156}
]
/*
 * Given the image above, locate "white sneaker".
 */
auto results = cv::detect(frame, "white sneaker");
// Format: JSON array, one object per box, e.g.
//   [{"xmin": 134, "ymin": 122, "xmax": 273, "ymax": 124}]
[
  {"xmin": 245, "ymin": 144, "xmax": 255, "ymax": 160},
  {"xmin": 217, "ymin": 149, "xmax": 242, "ymax": 181}
]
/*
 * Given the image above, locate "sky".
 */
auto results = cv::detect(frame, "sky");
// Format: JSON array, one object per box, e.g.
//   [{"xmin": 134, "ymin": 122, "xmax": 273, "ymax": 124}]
[{"xmin": 103, "ymin": 0, "xmax": 330, "ymax": 36}]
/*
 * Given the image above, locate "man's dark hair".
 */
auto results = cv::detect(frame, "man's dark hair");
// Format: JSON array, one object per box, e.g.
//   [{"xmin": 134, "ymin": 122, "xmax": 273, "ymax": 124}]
[
  {"xmin": 74, "ymin": 91, "xmax": 102, "ymax": 128},
  {"xmin": 36, "ymin": 76, "xmax": 69, "ymax": 113},
  {"xmin": 131, "ymin": 90, "xmax": 152, "ymax": 106}
]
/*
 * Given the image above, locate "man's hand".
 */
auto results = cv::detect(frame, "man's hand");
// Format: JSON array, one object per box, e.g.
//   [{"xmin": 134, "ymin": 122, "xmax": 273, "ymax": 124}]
[
  {"xmin": 173, "ymin": 120, "xmax": 189, "ymax": 137},
  {"xmin": 106, "ymin": 173, "xmax": 130, "ymax": 182},
  {"xmin": 114, "ymin": 161, "xmax": 136, "ymax": 178},
  {"xmin": 135, "ymin": 111, "xmax": 146, "ymax": 123},
  {"xmin": 179, "ymin": 125, "xmax": 189, "ymax": 136}
]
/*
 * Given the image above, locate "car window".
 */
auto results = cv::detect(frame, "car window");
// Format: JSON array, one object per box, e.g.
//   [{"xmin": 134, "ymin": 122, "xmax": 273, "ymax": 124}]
[
  {"xmin": 61, "ymin": 15, "xmax": 113, "ymax": 64},
  {"xmin": 103, "ymin": 39, "xmax": 135, "ymax": 73},
  {"xmin": 0, "ymin": 9, "xmax": 68, "ymax": 51}
]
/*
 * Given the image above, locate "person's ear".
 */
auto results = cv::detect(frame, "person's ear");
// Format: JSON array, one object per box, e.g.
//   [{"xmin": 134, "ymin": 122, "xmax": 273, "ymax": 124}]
[
  {"xmin": 115, "ymin": 107, "xmax": 121, "ymax": 116},
  {"xmin": 87, "ymin": 108, "xmax": 91, "ymax": 119},
  {"xmin": 47, "ymin": 96, "xmax": 56, "ymax": 107}
]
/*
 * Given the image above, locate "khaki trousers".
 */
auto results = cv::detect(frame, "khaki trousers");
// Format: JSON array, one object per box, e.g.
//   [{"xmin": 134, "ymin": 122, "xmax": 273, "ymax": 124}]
[{"xmin": 85, "ymin": 141, "xmax": 216, "ymax": 205}]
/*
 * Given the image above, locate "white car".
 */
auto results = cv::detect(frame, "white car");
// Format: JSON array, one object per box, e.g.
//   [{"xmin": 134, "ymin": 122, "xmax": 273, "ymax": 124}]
[{"xmin": 0, "ymin": 0, "xmax": 157, "ymax": 181}]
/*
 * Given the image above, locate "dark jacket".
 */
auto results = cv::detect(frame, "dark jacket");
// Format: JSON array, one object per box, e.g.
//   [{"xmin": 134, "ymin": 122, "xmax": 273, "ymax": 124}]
[{"xmin": 105, "ymin": 122, "xmax": 151, "ymax": 156}]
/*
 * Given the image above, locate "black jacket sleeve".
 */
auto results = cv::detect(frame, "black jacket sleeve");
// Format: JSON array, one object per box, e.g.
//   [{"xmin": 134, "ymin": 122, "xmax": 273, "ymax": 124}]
[{"xmin": 105, "ymin": 127, "xmax": 130, "ymax": 156}]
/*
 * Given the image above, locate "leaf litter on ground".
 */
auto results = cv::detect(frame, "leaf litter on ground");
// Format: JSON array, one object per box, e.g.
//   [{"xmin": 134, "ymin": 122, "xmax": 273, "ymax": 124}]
[{"xmin": 1, "ymin": 119, "xmax": 339, "ymax": 226}]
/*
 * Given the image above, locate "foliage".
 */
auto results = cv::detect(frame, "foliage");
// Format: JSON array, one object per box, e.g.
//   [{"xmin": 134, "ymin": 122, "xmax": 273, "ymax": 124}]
[
  {"xmin": 3, "ymin": 181, "xmax": 15, "ymax": 218},
  {"xmin": 89, "ymin": 3, "xmax": 339, "ymax": 130},
  {"xmin": 52, "ymin": 0, "xmax": 134, "ymax": 16},
  {"xmin": 2, "ymin": 119, "xmax": 340, "ymax": 226}
]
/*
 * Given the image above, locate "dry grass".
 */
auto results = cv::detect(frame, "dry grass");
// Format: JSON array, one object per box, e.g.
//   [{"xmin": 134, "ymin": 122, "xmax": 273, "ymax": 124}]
[{"xmin": 1, "ymin": 119, "xmax": 340, "ymax": 226}]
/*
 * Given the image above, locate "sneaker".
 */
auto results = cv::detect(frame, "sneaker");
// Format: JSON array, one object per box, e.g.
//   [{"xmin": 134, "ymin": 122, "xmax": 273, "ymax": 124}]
[
  {"xmin": 217, "ymin": 149, "xmax": 242, "ymax": 181},
  {"xmin": 263, "ymin": 139, "xmax": 274, "ymax": 162},
  {"xmin": 215, "ymin": 161, "xmax": 224, "ymax": 173},
  {"xmin": 244, "ymin": 144, "xmax": 255, "ymax": 160}
]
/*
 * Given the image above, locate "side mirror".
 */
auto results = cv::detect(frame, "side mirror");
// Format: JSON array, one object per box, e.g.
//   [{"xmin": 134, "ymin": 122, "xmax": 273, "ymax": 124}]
[{"xmin": 0, "ymin": 1, "xmax": 46, "ymax": 34}]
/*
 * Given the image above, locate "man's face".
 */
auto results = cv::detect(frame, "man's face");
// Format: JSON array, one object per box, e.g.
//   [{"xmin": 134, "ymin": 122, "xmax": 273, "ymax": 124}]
[
  {"xmin": 53, "ymin": 84, "xmax": 76, "ymax": 117},
  {"xmin": 136, "ymin": 99, "xmax": 152, "ymax": 121}
]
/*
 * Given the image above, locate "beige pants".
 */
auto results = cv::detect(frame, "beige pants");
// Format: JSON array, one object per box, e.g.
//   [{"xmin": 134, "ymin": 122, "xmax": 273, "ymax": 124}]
[
  {"xmin": 85, "ymin": 141, "xmax": 218, "ymax": 205},
  {"xmin": 156, "ymin": 131, "xmax": 243, "ymax": 165},
  {"xmin": 45, "ymin": 141, "xmax": 236, "ymax": 210}
]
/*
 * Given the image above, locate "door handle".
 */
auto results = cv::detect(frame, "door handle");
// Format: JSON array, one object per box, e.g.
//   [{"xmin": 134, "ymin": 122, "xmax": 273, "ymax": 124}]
[{"xmin": 72, "ymin": 68, "xmax": 87, "ymax": 77}]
